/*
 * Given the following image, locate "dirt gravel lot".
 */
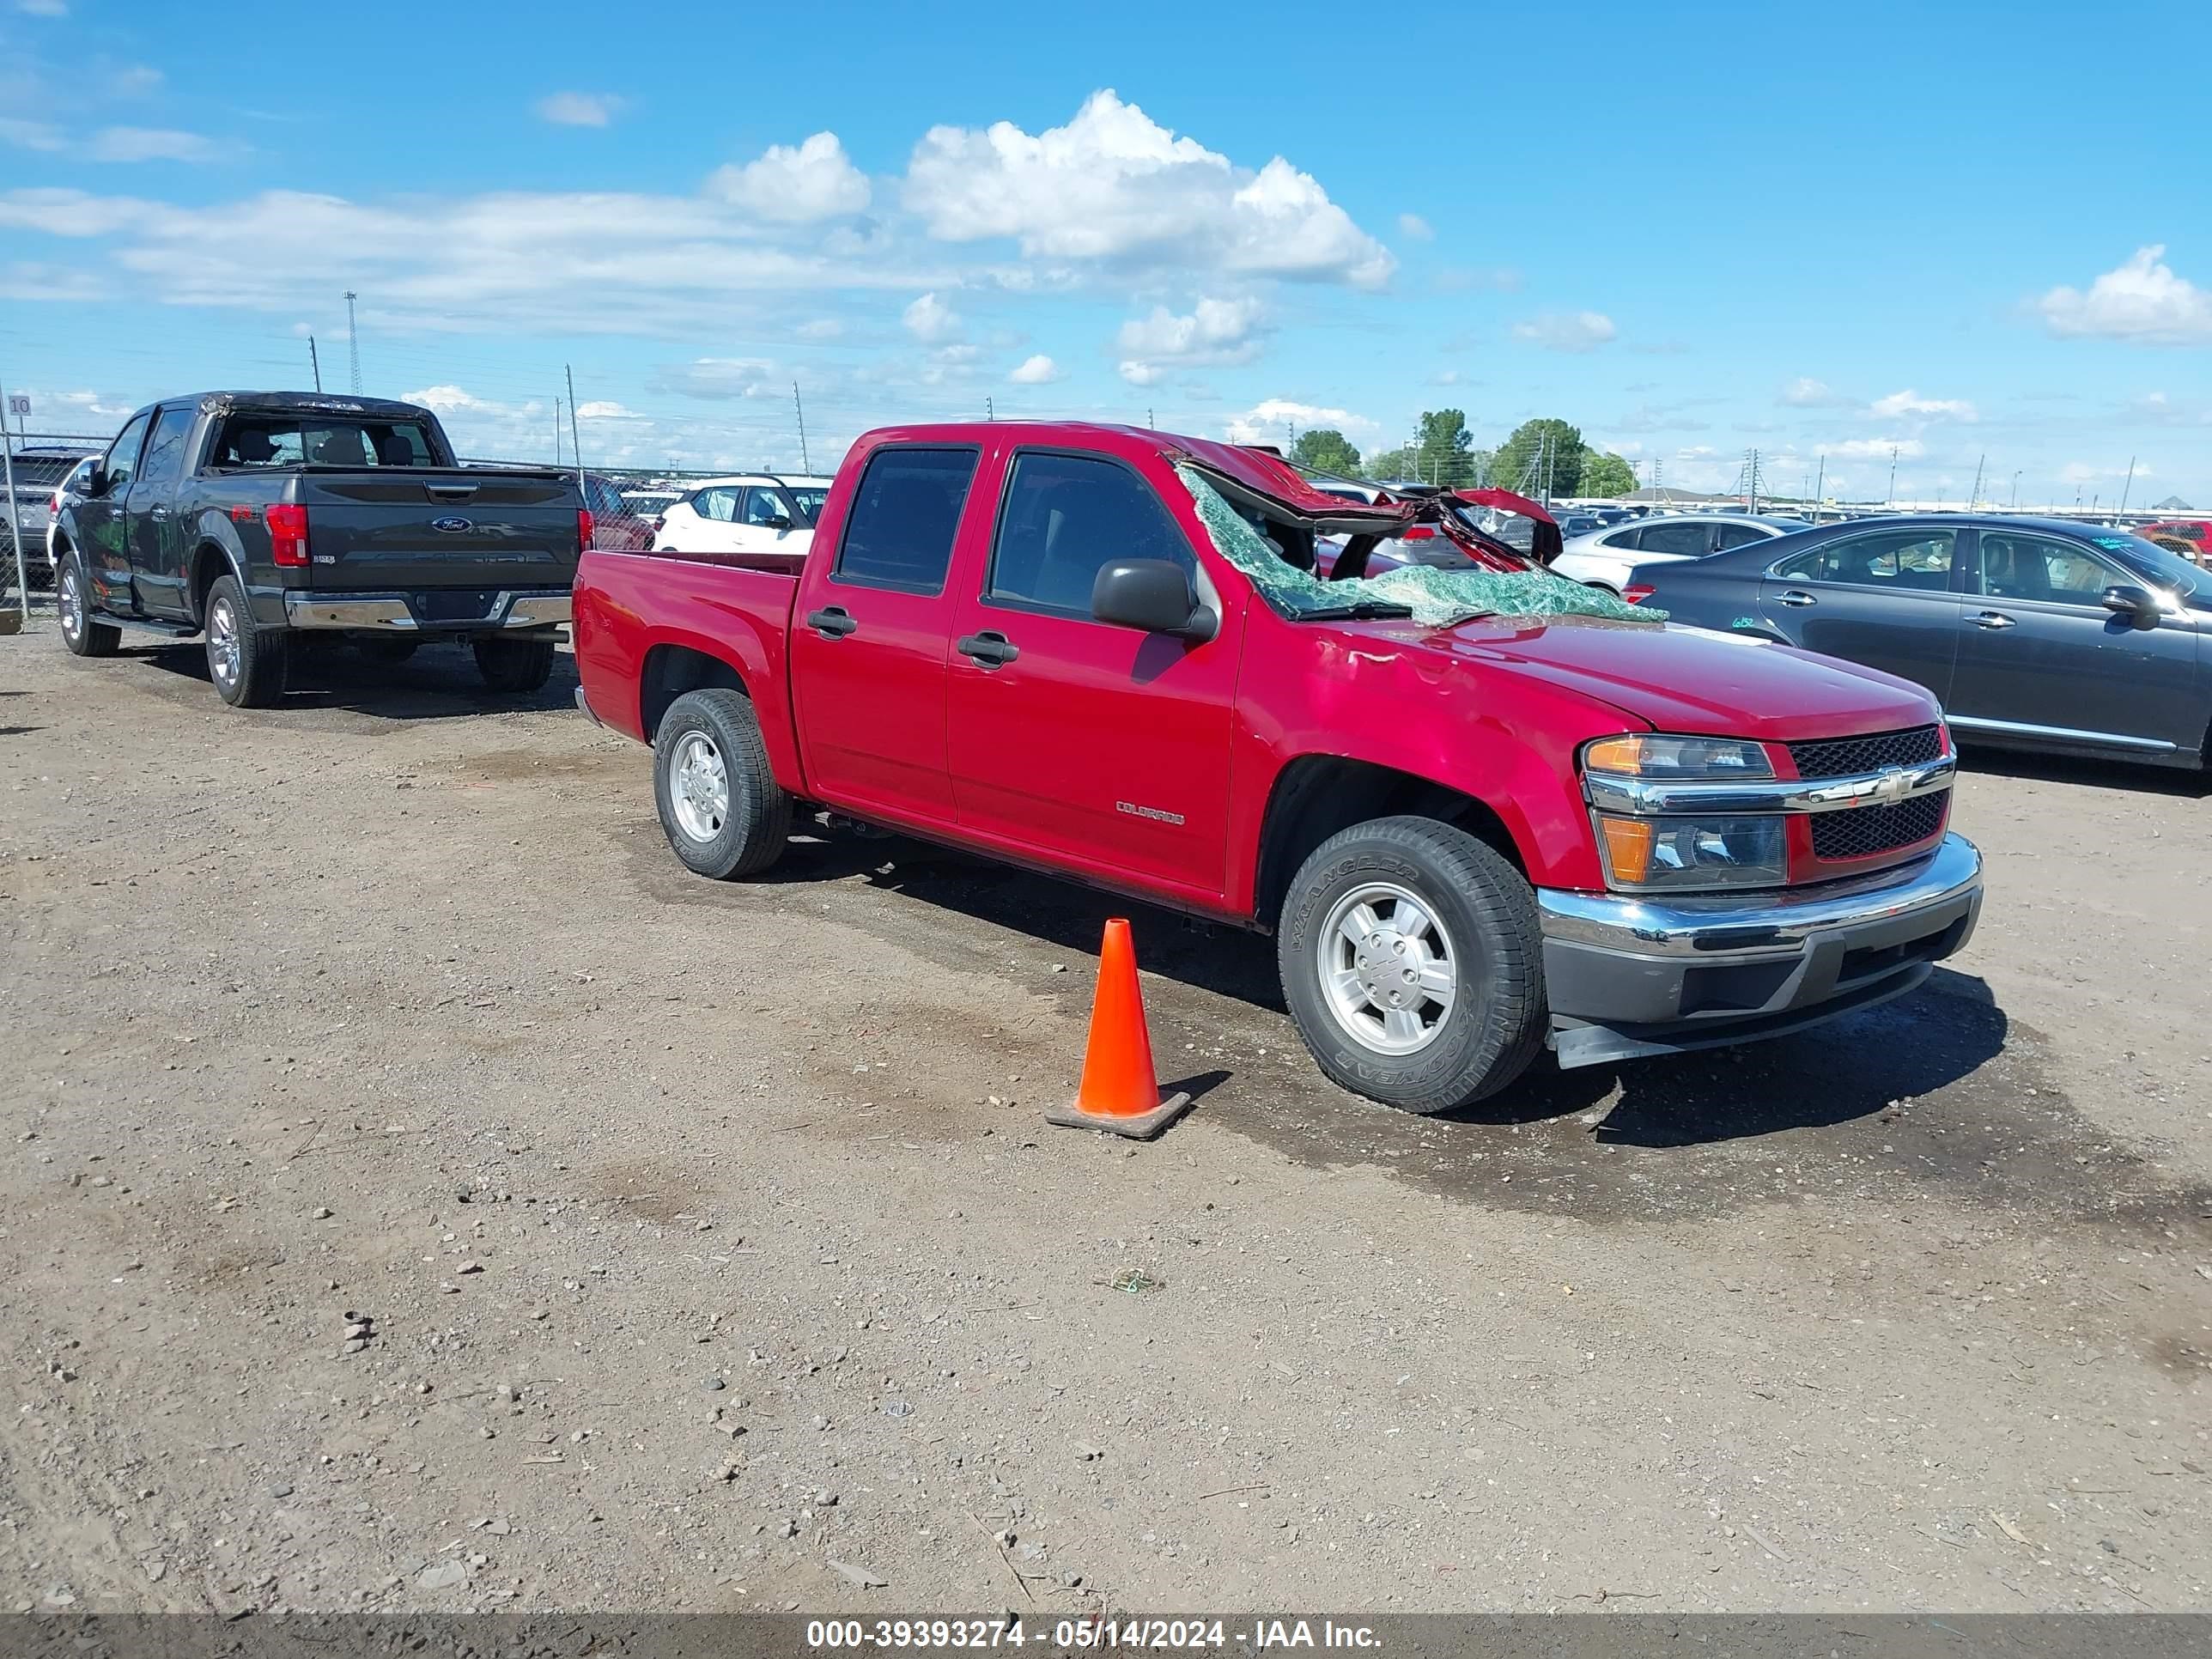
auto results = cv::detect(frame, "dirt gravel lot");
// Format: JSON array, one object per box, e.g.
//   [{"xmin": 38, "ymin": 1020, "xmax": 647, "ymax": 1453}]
[{"xmin": 2, "ymin": 618, "xmax": 2209, "ymax": 1618}]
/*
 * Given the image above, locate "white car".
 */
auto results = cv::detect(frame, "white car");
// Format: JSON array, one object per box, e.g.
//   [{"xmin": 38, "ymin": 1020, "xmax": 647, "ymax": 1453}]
[
  {"xmin": 652, "ymin": 473, "xmax": 832, "ymax": 556},
  {"xmin": 1550, "ymin": 512, "xmax": 1811, "ymax": 593}
]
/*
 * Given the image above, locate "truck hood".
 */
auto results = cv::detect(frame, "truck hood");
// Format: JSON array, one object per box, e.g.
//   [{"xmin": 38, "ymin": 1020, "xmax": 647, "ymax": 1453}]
[{"xmin": 1378, "ymin": 613, "xmax": 1941, "ymax": 741}]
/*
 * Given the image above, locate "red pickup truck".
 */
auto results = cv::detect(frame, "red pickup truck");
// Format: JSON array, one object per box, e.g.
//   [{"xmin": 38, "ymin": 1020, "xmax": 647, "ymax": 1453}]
[{"xmin": 574, "ymin": 422, "xmax": 1984, "ymax": 1115}]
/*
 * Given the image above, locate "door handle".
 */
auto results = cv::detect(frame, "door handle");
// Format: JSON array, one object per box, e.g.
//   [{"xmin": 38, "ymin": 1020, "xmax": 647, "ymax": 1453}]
[
  {"xmin": 1775, "ymin": 589, "xmax": 1817, "ymax": 607},
  {"xmin": 1966, "ymin": 611, "xmax": 2016, "ymax": 629},
  {"xmin": 805, "ymin": 606, "xmax": 859, "ymax": 639},
  {"xmin": 956, "ymin": 630, "xmax": 1019, "ymax": 667},
  {"xmin": 147, "ymin": 505, "xmax": 172, "ymax": 520}
]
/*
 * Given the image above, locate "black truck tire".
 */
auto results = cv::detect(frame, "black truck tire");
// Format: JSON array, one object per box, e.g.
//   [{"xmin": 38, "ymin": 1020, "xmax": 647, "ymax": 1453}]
[
  {"xmin": 652, "ymin": 688, "xmax": 793, "ymax": 879},
  {"xmin": 473, "ymin": 636, "xmax": 555, "ymax": 693},
  {"xmin": 1276, "ymin": 815, "xmax": 1547, "ymax": 1115},
  {"xmin": 356, "ymin": 637, "xmax": 420, "ymax": 665},
  {"xmin": 204, "ymin": 574, "xmax": 288, "ymax": 708},
  {"xmin": 57, "ymin": 553, "xmax": 119, "ymax": 658}
]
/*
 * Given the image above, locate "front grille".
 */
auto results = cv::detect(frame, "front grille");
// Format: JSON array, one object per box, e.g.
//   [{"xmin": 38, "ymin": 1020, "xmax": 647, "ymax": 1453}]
[
  {"xmin": 1788, "ymin": 725, "xmax": 1944, "ymax": 779},
  {"xmin": 1811, "ymin": 792, "xmax": 1947, "ymax": 861}
]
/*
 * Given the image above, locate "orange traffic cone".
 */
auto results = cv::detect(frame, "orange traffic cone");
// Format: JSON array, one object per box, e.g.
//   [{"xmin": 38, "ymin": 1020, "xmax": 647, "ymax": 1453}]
[{"xmin": 1044, "ymin": 919, "xmax": 1194, "ymax": 1140}]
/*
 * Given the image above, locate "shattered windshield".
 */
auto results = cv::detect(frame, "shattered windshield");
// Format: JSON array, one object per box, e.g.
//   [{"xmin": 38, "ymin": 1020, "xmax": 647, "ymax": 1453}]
[{"xmin": 1175, "ymin": 465, "xmax": 1662, "ymax": 627}]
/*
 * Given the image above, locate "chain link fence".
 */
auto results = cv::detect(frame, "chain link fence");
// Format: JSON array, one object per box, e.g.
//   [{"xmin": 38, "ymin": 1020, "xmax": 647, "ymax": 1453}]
[{"xmin": 4, "ymin": 430, "xmax": 111, "ymax": 609}]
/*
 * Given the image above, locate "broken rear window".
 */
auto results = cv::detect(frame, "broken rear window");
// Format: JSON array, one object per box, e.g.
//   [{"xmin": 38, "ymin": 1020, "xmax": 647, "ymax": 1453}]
[{"xmin": 212, "ymin": 416, "xmax": 436, "ymax": 469}]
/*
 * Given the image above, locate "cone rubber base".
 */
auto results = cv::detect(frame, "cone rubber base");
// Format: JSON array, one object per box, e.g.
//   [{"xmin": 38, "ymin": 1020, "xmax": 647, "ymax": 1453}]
[{"xmin": 1044, "ymin": 1091, "xmax": 1194, "ymax": 1141}]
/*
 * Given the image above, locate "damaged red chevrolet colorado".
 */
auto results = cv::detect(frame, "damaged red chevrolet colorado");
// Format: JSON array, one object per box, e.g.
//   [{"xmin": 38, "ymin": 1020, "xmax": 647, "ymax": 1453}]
[{"xmin": 574, "ymin": 422, "xmax": 1983, "ymax": 1115}]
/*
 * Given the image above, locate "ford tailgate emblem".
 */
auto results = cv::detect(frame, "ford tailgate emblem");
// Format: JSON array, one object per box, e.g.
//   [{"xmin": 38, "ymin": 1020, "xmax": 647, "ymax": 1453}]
[{"xmin": 430, "ymin": 515, "xmax": 474, "ymax": 534}]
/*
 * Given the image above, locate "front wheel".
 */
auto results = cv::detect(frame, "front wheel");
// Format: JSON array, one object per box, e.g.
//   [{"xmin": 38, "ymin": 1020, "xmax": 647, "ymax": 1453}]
[
  {"xmin": 1277, "ymin": 816, "xmax": 1547, "ymax": 1115},
  {"xmin": 652, "ymin": 689, "xmax": 793, "ymax": 879},
  {"xmin": 57, "ymin": 554, "xmax": 119, "ymax": 658},
  {"xmin": 472, "ymin": 636, "xmax": 554, "ymax": 693}
]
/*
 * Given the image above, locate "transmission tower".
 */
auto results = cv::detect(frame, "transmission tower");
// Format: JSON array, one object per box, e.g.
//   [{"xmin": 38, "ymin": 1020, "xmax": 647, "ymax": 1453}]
[{"xmin": 343, "ymin": 291, "xmax": 361, "ymax": 393}]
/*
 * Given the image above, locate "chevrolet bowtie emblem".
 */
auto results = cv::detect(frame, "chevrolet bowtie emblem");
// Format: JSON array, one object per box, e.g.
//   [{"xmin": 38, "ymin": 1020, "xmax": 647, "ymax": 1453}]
[{"xmin": 1870, "ymin": 766, "xmax": 1911, "ymax": 806}]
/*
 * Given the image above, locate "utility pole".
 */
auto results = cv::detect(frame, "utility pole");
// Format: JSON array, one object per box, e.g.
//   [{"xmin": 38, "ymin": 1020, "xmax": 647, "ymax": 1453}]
[
  {"xmin": 307, "ymin": 335, "xmax": 322, "ymax": 392},
  {"xmin": 1968, "ymin": 453, "xmax": 1986, "ymax": 510},
  {"xmin": 1146, "ymin": 407, "xmax": 1155, "ymax": 430},
  {"xmin": 1814, "ymin": 453, "xmax": 1825, "ymax": 520},
  {"xmin": 0, "ymin": 375, "xmax": 24, "ymax": 621},
  {"xmin": 793, "ymin": 381, "xmax": 811, "ymax": 472},
  {"xmin": 343, "ymin": 291, "xmax": 361, "ymax": 393},
  {"xmin": 1887, "ymin": 445, "xmax": 1899, "ymax": 505},
  {"xmin": 565, "ymin": 365, "xmax": 582, "ymax": 486},
  {"xmin": 2118, "ymin": 456, "xmax": 2136, "ymax": 516},
  {"xmin": 985, "ymin": 395, "xmax": 994, "ymax": 422},
  {"xmin": 2011, "ymin": 470, "xmax": 2021, "ymax": 508},
  {"xmin": 554, "ymin": 398, "xmax": 562, "ymax": 466}
]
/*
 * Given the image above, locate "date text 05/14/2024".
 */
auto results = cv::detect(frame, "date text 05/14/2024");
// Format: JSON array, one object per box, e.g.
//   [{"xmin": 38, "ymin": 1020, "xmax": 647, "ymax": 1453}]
[{"xmin": 805, "ymin": 1617, "xmax": 1380, "ymax": 1649}]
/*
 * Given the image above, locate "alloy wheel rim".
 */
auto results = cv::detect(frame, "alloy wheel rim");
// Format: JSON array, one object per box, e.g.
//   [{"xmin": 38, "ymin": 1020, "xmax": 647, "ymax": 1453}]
[
  {"xmin": 59, "ymin": 565, "xmax": 82, "ymax": 638},
  {"xmin": 208, "ymin": 597, "xmax": 240, "ymax": 688},
  {"xmin": 1316, "ymin": 882, "xmax": 1458, "ymax": 1055},
  {"xmin": 670, "ymin": 732, "xmax": 729, "ymax": 843}
]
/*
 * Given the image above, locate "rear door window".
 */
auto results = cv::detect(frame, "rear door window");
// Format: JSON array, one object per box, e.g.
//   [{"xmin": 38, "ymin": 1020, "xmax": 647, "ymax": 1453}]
[
  {"xmin": 834, "ymin": 447, "xmax": 979, "ymax": 594},
  {"xmin": 742, "ymin": 489, "xmax": 792, "ymax": 528},
  {"xmin": 1638, "ymin": 520, "xmax": 1713, "ymax": 556},
  {"xmin": 987, "ymin": 451, "xmax": 1194, "ymax": 617},
  {"xmin": 134, "ymin": 405, "xmax": 198, "ymax": 495},
  {"xmin": 1775, "ymin": 528, "xmax": 1955, "ymax": 590}
]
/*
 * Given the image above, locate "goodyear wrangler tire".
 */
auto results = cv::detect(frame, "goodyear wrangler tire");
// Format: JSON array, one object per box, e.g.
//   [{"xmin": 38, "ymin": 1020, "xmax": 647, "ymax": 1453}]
[
  {"xmin": 652, "ymin": 688, "xmax": 793, "ymax": 880},
  {"xmin": 1278, "ymin": 815, "xmax": 1547, "ymax": 1114}
]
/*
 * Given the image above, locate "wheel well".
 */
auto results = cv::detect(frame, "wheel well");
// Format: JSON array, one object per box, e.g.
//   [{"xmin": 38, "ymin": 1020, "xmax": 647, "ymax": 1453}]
[
  {"xmin": 1253, "ymin": 757, "xmax": 1526, "ymax": 929},
  {"xmin": 640, "ymin": 643, "xmax": 749, "ymax": 739},
  {"xmin": 190, "ymin": 544, "xmax": 234, "ymax": 624}
]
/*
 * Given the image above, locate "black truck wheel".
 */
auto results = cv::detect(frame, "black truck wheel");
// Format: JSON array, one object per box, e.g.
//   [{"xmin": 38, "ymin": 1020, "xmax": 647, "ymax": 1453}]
[
  {"xmin": 204, "ymin": 574, "xmax": 287, "ymax": 708},
  {"xmin": 1277, "ymin": 815, "xmax": 1547, "ymax": 1115},
  {"xmin": 652, "ymin": 688, "xmax": 793, "ymax": 879},
  {"xmin": 57, "ymin": 554, "xmax": 119, "ymax": 658},
  {"xmin": 473, "ymin": 636, "xmax": 555, "ymax": 693}
]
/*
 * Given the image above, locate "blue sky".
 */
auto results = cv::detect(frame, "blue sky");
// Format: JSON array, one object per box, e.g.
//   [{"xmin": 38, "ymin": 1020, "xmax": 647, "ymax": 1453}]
[{"xmin": 3, "ymin": 0, "xmax": 2208, "ymax": 507}]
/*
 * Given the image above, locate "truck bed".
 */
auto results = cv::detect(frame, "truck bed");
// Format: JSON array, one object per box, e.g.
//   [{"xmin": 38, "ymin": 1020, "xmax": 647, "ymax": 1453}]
[{"xmin": 572, "ymin": 547, "xmax": 806, "ymax": 766}]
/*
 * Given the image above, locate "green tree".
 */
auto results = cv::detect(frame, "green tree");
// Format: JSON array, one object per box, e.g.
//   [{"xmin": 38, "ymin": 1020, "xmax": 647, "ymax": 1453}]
[
  {"xmin": 1365, "ymin": 445, "xmax": 1418, "ymax": 481},
  {"xmin": 1492, "ymin": 417, "xmax": 1589, "ymax": 498},
  {"xmin": 1413, "ymin": 409, "xmax": 1478, "ymax": 488},
  {"xmin": 1288, "ymin": 428, "xmax": 1363, "ymax": 477},
  {"xmin": 1579, "ymin": 451, "xmax": 1638, "ymax": 497}
]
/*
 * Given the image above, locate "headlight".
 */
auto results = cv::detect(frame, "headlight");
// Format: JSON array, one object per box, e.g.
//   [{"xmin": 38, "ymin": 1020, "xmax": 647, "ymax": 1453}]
[
  {"xmin": 1593, "ymin": 813, "xmax": 1789, "ymax": 891},
  {"xmin": 1583, "ymin": 733, "xmax": 1774, "ymax": 780}
]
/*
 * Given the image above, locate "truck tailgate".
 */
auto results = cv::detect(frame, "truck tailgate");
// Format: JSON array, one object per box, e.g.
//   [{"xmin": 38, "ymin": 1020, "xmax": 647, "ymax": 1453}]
[{"xmin": 301, "ymin": 470, "xmax": 578, "ymax": 591}]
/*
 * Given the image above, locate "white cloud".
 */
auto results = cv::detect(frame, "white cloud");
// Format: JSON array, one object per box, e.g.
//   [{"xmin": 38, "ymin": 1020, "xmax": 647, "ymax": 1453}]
[
  {"xmin": 2037, "ymin": 246, "xmax": 2212, "ymax": 344},
  {"xmin": 2062, "ymin": 459, "xmax": 2152, "ymax": 483},
  {"xmin": 902, "ymin": 291, "xmax": 961, "ymax": 343},
  {"xmin": 16, "ymin": 0, "xmax": 72, "ymax": 15},
  {"xmin": 82, "ymin": 126, "xmax": 222, "ymax": 163},
  {"xmin": 1781, "ymin": 377, "xmax": 1844, "ymax": 407},
  {"xmin": 1511, "ymin": 310, "xmax": 1617, "ymax": 352},
  {"xmin": 1397, "ymin": 212, "xmax": 1433, "ymax": 241},
  {"xmin": 1115, "ymin": 295, "xmax": 1265, "ymax": 382},
  {"xmin": 706, "ymin": 131, "xmax": 871, "ymax": 222},
  {"xmin": 649, "ymin": 357, "xmax": 787, "ymax": 399},
  {"xmin": 1828, "ymin": 437, "xmax": 1923, "ymax": 459},
  {"xmin": 902, "ymin": 89, "xmax": 1392, "ymax": 287},
  {"xmin": 536, "ymin": 92, "xmax": 623, "ymax": 128},
  {"xmin": 1007, "ymin": 354, "xmax": 1062, "ymax": 386},
  {"xmin": 1871, "ymin": 388, "xmax": 1978, "ymax": 421},
  {"xmin": 401, "ymin": 384, "xmax": 493, "ymax": 412},
  {"xmin": 796, "ymin": 318, "xmax": 843, "ymax": 341},
  {"xmin": 0, "ymin": 117, "xmax": 64, "ymax": 152},
  {"xmin": 1223, "ymin": 398, "xmax": 1379, "ymax": 446},
  {"xmin": 574, "ymin": 400, "xmax": 635, "ymax": 420},
  {"xmin": 0, "ymin": 260, "xmax": 106, "ymax": 301}
]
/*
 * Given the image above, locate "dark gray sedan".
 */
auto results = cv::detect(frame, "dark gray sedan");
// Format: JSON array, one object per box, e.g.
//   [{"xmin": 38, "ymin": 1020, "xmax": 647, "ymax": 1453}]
[{"xmin": 1629, "ymin": 515, "xmax": 2210, "ymax": 769}]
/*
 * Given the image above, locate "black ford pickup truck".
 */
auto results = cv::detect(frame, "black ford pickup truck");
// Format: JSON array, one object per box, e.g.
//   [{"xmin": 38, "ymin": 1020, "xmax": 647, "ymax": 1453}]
[{"xmin": 51, "ymin": 391, "xmax": 585, "ymax": 707}]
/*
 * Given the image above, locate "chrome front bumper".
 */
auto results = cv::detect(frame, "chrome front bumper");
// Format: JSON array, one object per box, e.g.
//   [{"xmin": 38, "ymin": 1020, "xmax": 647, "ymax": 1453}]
[
  {"xmin": 1537, "ymin": 833, "xmax": 1984, "ymax": 1068},
  {"xmin": 283, "ymin": 590, "xmax": 573, "ymax": 631}
]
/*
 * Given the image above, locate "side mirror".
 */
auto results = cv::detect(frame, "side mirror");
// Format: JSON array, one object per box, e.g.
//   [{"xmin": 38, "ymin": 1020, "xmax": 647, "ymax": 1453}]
[
  {"xmin": 84, "ymin": 465, "xmax": 109, "ymax": 499},
  {"xmin": 2100, "ymin": 583, "xmax": 2161, "ymax": 628},
  {"xmin": 1091, "ymin": 558, "xmax": 1215, "ymax": 640},
  {"xmin": 764, "ymin": 514, "xmax": 793, "ymax": 533}
]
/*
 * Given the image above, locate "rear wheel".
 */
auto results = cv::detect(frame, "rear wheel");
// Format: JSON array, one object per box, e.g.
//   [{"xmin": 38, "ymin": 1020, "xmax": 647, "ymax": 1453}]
[
  {"xmin": 472, "ymin": 635, "xmax": 554, "ymax": 693},
  {"xmin": 1277, "ymin": 815, "xmax": 1547, "ymax": 1115},
  {"xmin": 204, "ymin": 574, "xmax": 287, "ymax": 708},
  {"xmin": 356, "ymin": 636, "xmax": 420, "ymax": 665},
  {"xmin": 57, "ymin": 554, "xmax": 119, "ymax": 658},
  {"xmin": 652, "ymin": 689, "xmax": 792, "ymax": 879}
]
